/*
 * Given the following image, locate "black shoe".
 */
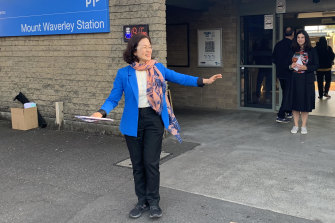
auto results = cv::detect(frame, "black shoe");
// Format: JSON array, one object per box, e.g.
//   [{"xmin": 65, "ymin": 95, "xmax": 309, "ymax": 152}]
[
  {"xmin": 324, "ymin": 93, "xmax": 331, "ymax": 98},
  {"xmin": 276, "ymin": 117, "xmax": 289, "ymax": 123},
  {"xmin": 129, "ymin": 203, "xmax": 149, "ymax": 219},
  {"xmin": 149, "ymin": 205, "xmax": 162, "ymax": 218}
]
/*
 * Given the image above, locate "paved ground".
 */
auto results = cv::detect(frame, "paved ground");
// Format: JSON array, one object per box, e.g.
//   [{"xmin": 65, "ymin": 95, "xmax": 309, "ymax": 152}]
[
  {"xmin": 311, "ymin": 91, "xmax": 335, "ymax": 117},
  {"xmin": 0, "ymin": 109, "xmax": 334, "ymax": 223}
]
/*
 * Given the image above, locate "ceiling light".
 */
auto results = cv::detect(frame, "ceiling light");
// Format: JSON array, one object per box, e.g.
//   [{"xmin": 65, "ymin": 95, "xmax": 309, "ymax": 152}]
[{"xmin": 297, "ymin": 11, "xmax": 335, "ymax": 19}]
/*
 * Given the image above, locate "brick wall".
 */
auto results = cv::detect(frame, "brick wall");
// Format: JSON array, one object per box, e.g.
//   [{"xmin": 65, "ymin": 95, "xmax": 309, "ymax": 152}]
[
  {"xmin": 166, "ymin": 0, "xmax": 238, "ymax": 110},
  {"xmin": 0, "ymin": 0, "xmax": 166, "ymax": 135}
]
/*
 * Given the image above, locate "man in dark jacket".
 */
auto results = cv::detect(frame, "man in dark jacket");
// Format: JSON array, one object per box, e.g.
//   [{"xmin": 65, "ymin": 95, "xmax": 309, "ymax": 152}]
[
  {"xmin": 272, "ymin": 26, "xmax": 294, "ymax": 123},
  {"xmin": 315, "ymin": 37, "xmax": 335, "ymax": 99}
]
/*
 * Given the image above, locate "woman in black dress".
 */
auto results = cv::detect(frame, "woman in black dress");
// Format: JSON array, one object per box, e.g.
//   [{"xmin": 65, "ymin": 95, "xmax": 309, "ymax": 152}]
[{"xmin": 287, "ymin": 30, "xmax": 319, "ymax": 134}]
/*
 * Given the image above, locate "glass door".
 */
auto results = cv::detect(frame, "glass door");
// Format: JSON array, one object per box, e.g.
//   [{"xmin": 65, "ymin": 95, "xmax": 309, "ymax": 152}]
[{"xmin": 239, "ymin": 15, "xmax": 275, "ymax": 109}]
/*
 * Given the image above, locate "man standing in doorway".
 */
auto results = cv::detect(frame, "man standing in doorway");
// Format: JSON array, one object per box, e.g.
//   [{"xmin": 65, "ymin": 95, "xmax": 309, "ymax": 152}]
[{"xmin": 272, "ymin": 26, "xmax": 294, "ymax": 123}]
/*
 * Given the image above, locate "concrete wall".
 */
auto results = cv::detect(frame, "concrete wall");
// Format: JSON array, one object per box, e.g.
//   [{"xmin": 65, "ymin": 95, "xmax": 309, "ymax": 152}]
[
  {"xmin": 0, "ymin": 0, "xmax": 166, "ymax": 135},
  {"xmin": 166, "ymin": 0, "xmax": 238, "ymax": 110}
]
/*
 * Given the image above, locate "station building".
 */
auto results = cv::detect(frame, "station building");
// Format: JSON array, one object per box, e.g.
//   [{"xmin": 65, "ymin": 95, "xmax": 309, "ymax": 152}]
[{"xmin": 1, "ymin": 0, "xmax": 335, "ymax": 135}]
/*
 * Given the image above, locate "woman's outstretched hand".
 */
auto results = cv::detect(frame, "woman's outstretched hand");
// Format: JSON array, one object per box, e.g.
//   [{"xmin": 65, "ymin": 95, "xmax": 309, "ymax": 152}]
[
  {"xmin": 203, "ymin": 74, "xmax": 222, "ymax": 85},
  {"xmin": 91, "ymin": 112, "xmax": 103, "ymax": 118}
]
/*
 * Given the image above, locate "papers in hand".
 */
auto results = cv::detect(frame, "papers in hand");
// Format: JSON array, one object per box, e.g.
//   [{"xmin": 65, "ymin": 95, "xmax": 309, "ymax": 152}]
[
  {"xmin": 75, "ymin": 115, "xmax": 114, "ymax": 123},
  {"xmin": 294, "ymin": 56, "xmax": 303, "ymax": 71}
]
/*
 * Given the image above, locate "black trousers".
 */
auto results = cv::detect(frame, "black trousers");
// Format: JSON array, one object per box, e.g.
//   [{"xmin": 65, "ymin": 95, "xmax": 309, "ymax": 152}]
[
  {"xmin": 125, "ymin": 107, "xmax": 164, "ymax": 206},
  {"xmin": 316, "ymin": 70, "xmax": 332, "ymax": 97},
  {"xmin": 277, "ymin": 78, "xmax": 291, "ymax": 118}
]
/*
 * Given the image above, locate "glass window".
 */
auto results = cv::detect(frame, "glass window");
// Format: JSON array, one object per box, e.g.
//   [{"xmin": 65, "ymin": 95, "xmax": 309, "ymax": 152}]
[
  {"xmin": 240, "ymin": 15, "xmax": 273, "ymax": 65},
  {"xmin": 240, "ymin": 67, "xmax": 272, "ymax": 108}
]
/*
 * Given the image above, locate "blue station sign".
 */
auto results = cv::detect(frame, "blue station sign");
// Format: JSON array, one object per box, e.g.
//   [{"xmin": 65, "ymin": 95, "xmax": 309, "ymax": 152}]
[{"xmin": 0, "ymin": 0, "xmax": 110, "ymax": 37}]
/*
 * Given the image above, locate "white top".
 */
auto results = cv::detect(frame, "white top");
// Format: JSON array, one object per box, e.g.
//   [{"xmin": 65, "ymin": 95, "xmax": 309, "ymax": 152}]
[{"xmin": 136, "ymin": 70, "xmax": 150, "ymax": 108}]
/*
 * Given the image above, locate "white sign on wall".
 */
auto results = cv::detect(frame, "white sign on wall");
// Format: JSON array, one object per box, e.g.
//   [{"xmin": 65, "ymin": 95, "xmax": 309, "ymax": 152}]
[
  {"xmin": 276, "ymin": 0, "xmax": 286, "ymax": 13},
  {"xmin": 264, "ymin": 15, "xmax": 273, "ymax": 30},
  {"xmin": 198, "ymin": 29, "xmax": 222, "ymax": 67}
]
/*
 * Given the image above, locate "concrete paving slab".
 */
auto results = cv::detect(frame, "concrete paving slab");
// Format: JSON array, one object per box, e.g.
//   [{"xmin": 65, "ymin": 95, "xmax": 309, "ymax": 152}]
[
  {"xmin": 0, "ymin": 176, "xmax": 97, "ymax": 223},
  {"xmin": 116, "ymin": 151, "xmax": 171, "ymax": 168},
  {"xmin": 64, "ymin": 185, "xmax": 319, "ymax": 223},
  {"xmin": 0, "ymin": 113, "xmax": 332, "ymax": 223},
  {"xmin": 161, "ymin": 109, "xmax": 335, "ymax": 223}
]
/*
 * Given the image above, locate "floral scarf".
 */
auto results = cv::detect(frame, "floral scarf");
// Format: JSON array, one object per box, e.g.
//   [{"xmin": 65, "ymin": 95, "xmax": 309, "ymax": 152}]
[{"xmin": 131, "ymin": 60, "xmax": 182, "ymax": 142}]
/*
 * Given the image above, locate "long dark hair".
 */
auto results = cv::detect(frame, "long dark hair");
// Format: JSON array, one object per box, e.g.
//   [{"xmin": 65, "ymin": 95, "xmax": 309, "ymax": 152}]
[
  {"xmin": 316, "ymin": 36, "xmax": 328, "ymax": 55},
  {"xmin": 292, "ymin": 30, "xmax": 312, "ymax": 52},
  {"xmin": 123, "ymin": 34, "xmax": 151, "ymax": 64}
]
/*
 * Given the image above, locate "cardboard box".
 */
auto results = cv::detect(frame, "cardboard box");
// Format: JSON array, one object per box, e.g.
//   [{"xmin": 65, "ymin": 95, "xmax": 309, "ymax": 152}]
[{"xmin": 11, "ymin": 107, "xmax": 38, "ymax": 130}]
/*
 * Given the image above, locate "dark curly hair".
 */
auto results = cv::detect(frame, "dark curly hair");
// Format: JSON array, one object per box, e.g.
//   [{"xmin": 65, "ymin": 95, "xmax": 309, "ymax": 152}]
[
  {"xmin": 123, "ymin": 34, "xmax": 151, "ymax": 64},
  {"xmin": 292, "ymin": 30, "xmax": 312, "ymax": 52}
]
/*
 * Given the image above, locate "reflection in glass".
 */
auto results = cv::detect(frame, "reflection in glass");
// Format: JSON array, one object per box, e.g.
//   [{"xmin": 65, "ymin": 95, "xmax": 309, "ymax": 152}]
[
  {"xmin": 240, "ymin": 67, "xmax": 272, "ymax": 108},
  {"xmin": 275, "ymin": 78, "xmax": 280, "ymax": 108},
  {"xmin": 240, "ymin": 15, "xmax": 273, "ymax": 66}
]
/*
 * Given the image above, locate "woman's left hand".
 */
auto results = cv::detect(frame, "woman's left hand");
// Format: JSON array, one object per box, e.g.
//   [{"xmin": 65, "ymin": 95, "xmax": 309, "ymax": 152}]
[
  {"xmin": 203, "ymin": 74, "xmax": 222, "ymax": 85},
  {"xmin": 297, "ymin": 64, "xmax": 307, "ymax": 71}
]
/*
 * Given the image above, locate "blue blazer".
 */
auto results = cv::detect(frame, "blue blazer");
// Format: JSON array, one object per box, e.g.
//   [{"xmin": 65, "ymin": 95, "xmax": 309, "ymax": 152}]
[{"xmin": 100, "ymin": 63, "xmax": 200, "ymax": 137}]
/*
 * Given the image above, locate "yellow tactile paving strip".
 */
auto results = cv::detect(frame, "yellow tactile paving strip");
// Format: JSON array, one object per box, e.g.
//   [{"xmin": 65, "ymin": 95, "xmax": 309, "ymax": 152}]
[{"xmin": 314, "ymin": 82, "xmax": 335, "ymax": 90}]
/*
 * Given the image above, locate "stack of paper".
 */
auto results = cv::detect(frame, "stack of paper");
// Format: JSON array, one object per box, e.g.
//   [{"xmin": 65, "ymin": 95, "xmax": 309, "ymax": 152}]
[
  {"xmin": 75, "ymin": 115, "xmax": 114, "ymax": 123},
  {"xmin": 294, "ymin": 56, "xmax": 303, "ymax": 71}
]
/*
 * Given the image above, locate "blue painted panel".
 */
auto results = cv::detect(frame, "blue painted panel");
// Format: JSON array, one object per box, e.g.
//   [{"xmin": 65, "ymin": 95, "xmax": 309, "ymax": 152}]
[{"xmin": 0, "ymin": 0, "xmax": 110, "ymax": 37}]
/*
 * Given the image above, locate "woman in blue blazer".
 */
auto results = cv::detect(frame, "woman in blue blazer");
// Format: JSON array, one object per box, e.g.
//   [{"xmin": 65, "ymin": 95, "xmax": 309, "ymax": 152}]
[{"xmin": 92, "ymin": 34, "xmax": 221, "ymax": 219}]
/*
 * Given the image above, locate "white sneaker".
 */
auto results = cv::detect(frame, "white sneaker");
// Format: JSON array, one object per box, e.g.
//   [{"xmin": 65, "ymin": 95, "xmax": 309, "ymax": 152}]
[
  {"xmin": 301, "ymin": 127, "xmax": 308, "ymax": 134},
  {"xmin": 291, "ymin": 126, "xmax": 299, "ymax": 134}
]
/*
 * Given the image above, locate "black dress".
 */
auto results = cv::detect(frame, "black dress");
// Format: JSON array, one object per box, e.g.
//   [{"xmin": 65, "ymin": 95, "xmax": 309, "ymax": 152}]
[{"xmin": 283, "ymin": 48, "xmax": 319, "ymax": 112}]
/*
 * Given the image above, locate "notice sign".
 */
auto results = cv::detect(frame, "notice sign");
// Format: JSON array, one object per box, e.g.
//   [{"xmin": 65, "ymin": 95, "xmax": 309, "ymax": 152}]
[
  {"xmin": 0, "ymin": 0, "xmax": 110, "ymax": 37},
  {"xmin": 198, "ymin": 29, "xmax": 222, "ymax": 67},
  {"xmin": 123, "ymin": 25, "xmax": 149, "ymax": 42},
  {"xmin": 264, "ymin": 15, "xmax": 273, "ymax": 30},
  {"xmin": 276, "ymin": 0, "xmax": 286, "ymax": 13}
]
